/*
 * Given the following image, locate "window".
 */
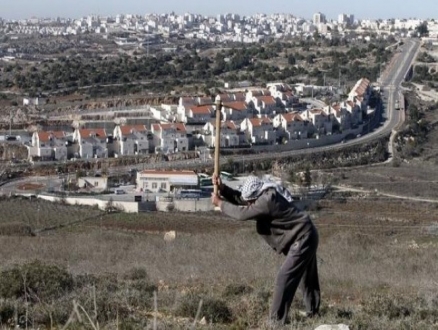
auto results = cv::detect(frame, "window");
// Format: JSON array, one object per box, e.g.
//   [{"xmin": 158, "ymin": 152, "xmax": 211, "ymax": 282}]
[
  {"xmin": 94, "ymin": 181, "xmax": 99, "ymax": 187},
  {"xmin": 152, "ymin": 182, "xmax": 158, "ymax": 189},
  {"xmin": 160, "ymin": 183, "xmax": 166, "ymax": 190}
]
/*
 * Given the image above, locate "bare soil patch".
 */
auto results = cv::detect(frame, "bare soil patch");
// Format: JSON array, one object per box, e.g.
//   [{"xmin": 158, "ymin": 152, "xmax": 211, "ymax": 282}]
[
  {"xmin": 16, "ymin": 182, "xmax": 44, "ymax": 190},
  {"xmin": 333, "ymin": 162, "xmax": 438, "ymax": 199}
]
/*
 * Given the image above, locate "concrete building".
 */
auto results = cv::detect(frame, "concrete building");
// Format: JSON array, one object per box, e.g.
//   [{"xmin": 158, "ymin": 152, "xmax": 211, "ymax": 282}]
[
  {"xmin": 72, "ymin": 128, "xmax": 110, "ymax": 159},
  {"xmin": 78, "ymin": 176, "xmax": 108, "ymax": 191},
  {"xmin": 28, "ymin": 131, "xmax": 68, "ymax": 161},
  {"xmin": 113, "ymin": 124, "xmax": 150, "ymax": 156},
  {"xmin": 313, "ymin": 12, "xmax": 326, "ymax": 25},
  {"xmin": 151, "ymin": 123, "xmax": 188, "ymax": 153},
  {"xmin": 136, "ymin": 170, "xmax": 199, "ymax": 193}
]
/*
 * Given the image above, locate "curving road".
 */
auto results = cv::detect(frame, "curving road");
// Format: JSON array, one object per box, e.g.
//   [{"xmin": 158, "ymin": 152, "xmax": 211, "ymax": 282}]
[
  {"xmin": 110, "ymin": 39, "xmax": 421, "ymax": 174},
  {"xmin": 7, "ymin": 39, "xmax": 420, "ymax": 178}
]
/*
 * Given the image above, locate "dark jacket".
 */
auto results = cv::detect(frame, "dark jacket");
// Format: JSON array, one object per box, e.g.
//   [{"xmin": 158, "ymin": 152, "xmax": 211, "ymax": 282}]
[{"xmin": 220, "ymin": 184, "xmax": 316, "ymax": 254}]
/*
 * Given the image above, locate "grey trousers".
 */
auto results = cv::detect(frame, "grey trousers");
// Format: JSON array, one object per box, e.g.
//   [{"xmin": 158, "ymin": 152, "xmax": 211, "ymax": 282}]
[{"xmin": 270, "ymin": 229, "xmax": 320, "ymax": 324}]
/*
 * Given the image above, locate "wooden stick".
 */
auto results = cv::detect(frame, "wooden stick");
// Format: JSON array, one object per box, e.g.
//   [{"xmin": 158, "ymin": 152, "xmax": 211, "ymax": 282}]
[{"xmin": 214, "ymin": 96, "xmax": 222, "ymax": 196}]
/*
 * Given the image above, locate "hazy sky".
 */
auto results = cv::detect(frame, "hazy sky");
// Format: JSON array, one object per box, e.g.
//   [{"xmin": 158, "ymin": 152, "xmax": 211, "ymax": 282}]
[{"xmin": 0, "ymin": 0, "xmax": 437, "ymax": 21}]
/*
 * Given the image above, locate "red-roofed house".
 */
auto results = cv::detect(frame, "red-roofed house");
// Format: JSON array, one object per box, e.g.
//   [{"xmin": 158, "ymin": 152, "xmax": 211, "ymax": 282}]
[
  {"xmin": 177, "ymin": 96, "xmax": 197, "ymax": 122},
  {"xmin": 72, "ymin": 128, "xmax": 109, "ymax": 159},
  {"xmin": 240, "ymin": 117, "xmax": 276, "ymax": 145},
  {"xmin": 348, "ymin": 77, "xmax": 371, "ymax": 116},
  {"xmin": 196, "ymin": 96, "xmax": 213, "ymax": 105},
  {"xmin": 267, "ymin": 82, "xmax": 293, "ymax": 93},
  {"xmin": 273, "ymin": 113, "xmax": 309, "ymax": 140},
  {"xmin": 300, "ymin": 109, "xmax": 333, "ymax": 136},
  {"xmin": 186, "ymin": 105, "xmax": 214, "ymax": 123},
  {"xmin": 202, "ymin": 120, "xmax": 240, "ymax": 147},
  {"xmin": 113, "ymin": 125, "xmax": 150, "ymax": 156},
  {"xmin": 231, "ymin": 92, "xmax": 246, "ymax": 102},
  {"xmin": 221, "ymin": 101, "xmax": 248, "ymax": 121},
  {"xmin": 251, "ymin": 95, "xmax": 279, "ymax": 117},
  {"xmin": 271, "ymin": 90, "xmax": 299, "ymax": 107},
  {"xmin": 216, "ymin": 93, "xmax": 234, "ymax": 103},
  {"xmin": 28, "ymin": 130, "xmax": 68, "ymax": 161},
  {"xmin": 151, "ymin": 123, "xmax": 188, "ymax": 153},
  {"xmin": 342, "ymin": 100, "xmax": 362, "ymax": 125},
  {"xmin": 322, "ymin": 105, "xmax": 351, "ymax": 132},
  {"xmin": 245, "ymin": 89, "xmax": 271, "ymax": 103}
]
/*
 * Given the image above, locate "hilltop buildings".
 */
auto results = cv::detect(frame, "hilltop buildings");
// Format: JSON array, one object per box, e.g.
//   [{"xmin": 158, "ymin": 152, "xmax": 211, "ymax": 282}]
[{"xmin": 23, "ymin": 78, "xmax": 374, "ymax": 162}]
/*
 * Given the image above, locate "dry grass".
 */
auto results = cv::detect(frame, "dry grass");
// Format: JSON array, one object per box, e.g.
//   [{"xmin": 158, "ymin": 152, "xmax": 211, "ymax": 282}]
[
  {"xmin": 0, "ymin": 195, "xmax": 437, "ymax": 328},
  {"xmin": 334, "ymin": 162, "xmax": 438, "ymax": 199},
  {"xmin": 0, "ymin": 196, "xmax": 102, "ymax": 232}
]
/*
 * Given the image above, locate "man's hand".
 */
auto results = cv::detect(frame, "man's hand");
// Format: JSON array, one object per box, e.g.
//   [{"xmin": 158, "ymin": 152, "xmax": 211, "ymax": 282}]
[
  {"xmin": 212, "ymin": 173, "xmax": 223, "ymax": 191},
  {"xmin": 211, "ymin": 193, "xmax": 223, "ymax": 208}
]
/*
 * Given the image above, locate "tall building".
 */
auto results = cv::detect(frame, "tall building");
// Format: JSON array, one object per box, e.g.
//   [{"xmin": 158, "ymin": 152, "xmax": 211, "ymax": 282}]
[
  {"xmin": 339, "ymin": 13, "xmax": 355, "ymax": 26},
  {"xmin": 313, "ymin": 12, "xmax": 326, "ymax": 25}
]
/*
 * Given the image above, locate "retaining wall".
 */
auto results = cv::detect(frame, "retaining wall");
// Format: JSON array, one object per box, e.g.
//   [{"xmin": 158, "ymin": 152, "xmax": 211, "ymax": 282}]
[
  {"xmin": 156, "ymin": 198, "xmax": 213, "ymax": 212},
  {"xmin": 36, "ymin": 194, "xmax": 140, "ymax": 213}
]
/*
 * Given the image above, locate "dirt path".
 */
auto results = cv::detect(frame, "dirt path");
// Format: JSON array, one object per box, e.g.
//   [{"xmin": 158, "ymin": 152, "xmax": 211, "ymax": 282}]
[{"xmin": 333, "ymin": 184, "xmax": 438, "ymax": 203}]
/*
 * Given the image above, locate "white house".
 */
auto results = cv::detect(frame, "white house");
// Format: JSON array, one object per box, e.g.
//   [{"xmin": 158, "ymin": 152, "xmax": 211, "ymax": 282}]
[
  {"xmin": 177, "ymin": 96, "xmax": 197, "ymax": 122},
  {"xmin": 348, "ymin": 77, "xmax": 371, "ymax": 116},
  {"xmin": 202, "ymin": 120, "xmax": 240, "ymax": 147},
  {"xmin": 28, "ymin": 131, "xmax": 68, "ymax": 161},
  {"xmin": 240, "ymin": 117, "xmax": 276, "ymax": 145},
  {"xmin": 221, "ymin": 101, "xmax": 248, "ymax": 121},
  {"xmin": 324, "ymin": 105, "xmax": 351, "ymax": 132},
  {"xmin": 251, "ymin": 95, "xmax": 279, "ymax": 117},
  {"xmin": 72, "ymin": 128, "xmax": 109, "ymax": 159},
  {"xmin": 230, "ymin": 92, "xmax": 246, "ymax": 102},
  {"xmin": 113, "ymin": 124, "xmax": 150, "ymax": 156},
  {"xmin": 300, "ymin": 109, "xmax": 332, "ymax": 136},
  {"xmin": 273, "ymin": 113, "xmax": 309, "ymax": 140},
  {"xmin": 341, "ymin": 100, "xmax": 362, "ymax": 125},
  {"xmin": 150, "ymin": 106, "xmax": 175, "ymax": 122},
  {"xmin": 136, "ymin": 169, "xmax": 199, "ymax": 193},
  {"xmin": 23, "ymin": 97, "xmax": 46, "ymax": 106},
  {"xmin": 186, "ymin": 105, "xmax": 214, "ymax": 123},
  {"xmin": 271, "ymin": 90, "xmax": 299, "ymax": 107},
  {"xmin": 245, "ymin": 89, "xmax": 271, "ymax": 103},
  {"xmin": 151, "ymin": 123, "xmax": 188, "ymax": 153},
  {"xmin": 216, "ymin": 93, "xmax": 234, "ymax": 103}
]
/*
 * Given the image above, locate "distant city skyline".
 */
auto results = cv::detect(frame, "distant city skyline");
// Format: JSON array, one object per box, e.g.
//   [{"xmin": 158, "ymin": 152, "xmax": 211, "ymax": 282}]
[{"xmin": 0, "ymin": 0, "xmax": 437, "ymax": 21}]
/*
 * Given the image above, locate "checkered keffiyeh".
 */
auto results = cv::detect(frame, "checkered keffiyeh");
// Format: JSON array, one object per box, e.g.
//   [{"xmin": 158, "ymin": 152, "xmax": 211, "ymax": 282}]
[{"xmin": 240, "ymin": 176, "xmax": 294, "ymax": 202}]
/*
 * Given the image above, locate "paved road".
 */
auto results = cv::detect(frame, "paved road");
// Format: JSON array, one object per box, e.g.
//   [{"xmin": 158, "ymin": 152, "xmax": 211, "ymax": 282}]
[
  {"xmin": 5, "ymin": 39, "xmax": 421, "ymax": 179},
  {"xmin": 107, "ymin": 39, "xmax": 420, "ymax": 174}
]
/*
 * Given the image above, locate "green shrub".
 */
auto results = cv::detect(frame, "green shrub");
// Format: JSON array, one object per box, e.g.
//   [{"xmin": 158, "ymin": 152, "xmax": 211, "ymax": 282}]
[
  {"xmin": 362, "ymin": 294, "xmax": 412, "ymax": 319},
  {"xmin": 0, "ymin": 300, "xmax": 26, "ymax": 328},
  {"xmin": 124, "ymin": 267, "xmax": 149, "ymax": 281},
  {"xmin": 0, "ymin": 261, "xmax": 73, "ymax": 301},
  {"xmin": 231, "ymin": 288, "xmax": 271, "ymax": 328},
  {"xmin": 0, "ymin": 300, "xmax": 15, "ymax": 326},
  {"xmin": 175, "ymin": 293, "xmax": 233, "ymax": 323},
  {"xmin": 0, "ymin": 222, "xmax": 34, "ymax": 236},
  {"xmin": 31, "ymin": 299, "xmax": 71, "ymax": 328},
  {"xmin": 222, "ymin": 283, "xmax": 253, "ymax": 297}
]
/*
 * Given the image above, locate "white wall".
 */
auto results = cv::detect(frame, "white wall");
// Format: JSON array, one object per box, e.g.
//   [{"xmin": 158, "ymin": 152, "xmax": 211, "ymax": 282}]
[
  {"xmin": 156, "ymin": 198, "xmax": 213, "ymax": 212},
  {"xmin": 250, "ymin": 125, "xmax": 364, "ymax": 152},
  {"xmin": 37, "ymin": 194, "xmax": 139, "ymax": 213}
]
